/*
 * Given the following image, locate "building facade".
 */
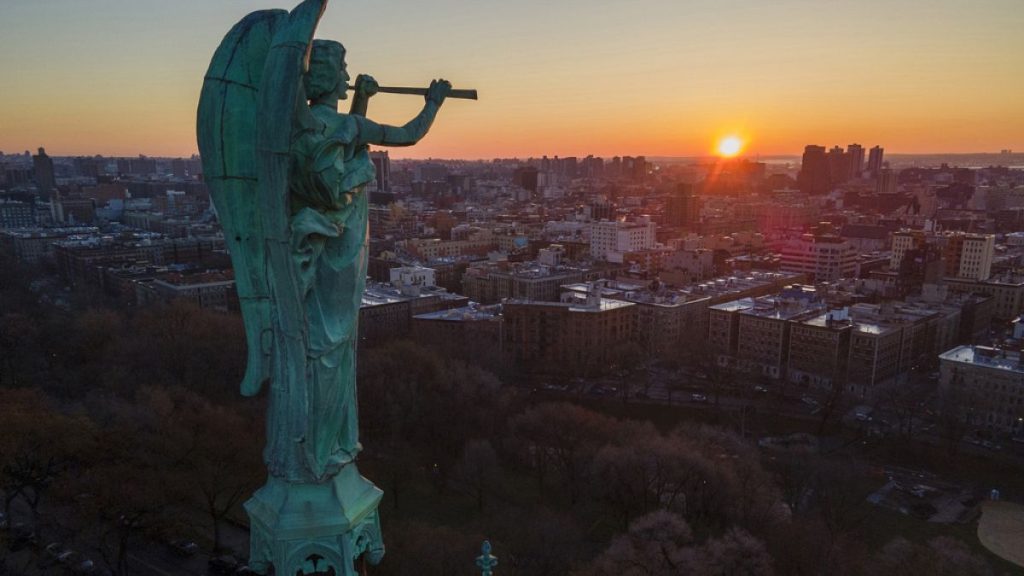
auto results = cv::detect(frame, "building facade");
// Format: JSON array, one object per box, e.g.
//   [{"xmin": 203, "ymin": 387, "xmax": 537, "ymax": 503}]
[
  {"xmin": 503, "ymin": 297, "xmax": 635, "ymax": 375},
  {"xmin": 779, "ymin": 234, "xmax": 858, "ymax": 282},
  {"xmin": 939, "ymin": 346, "xmax": 1024, "ymax": 436},
  {"xmin": 589, "ymin": 217, "xmax": 657, "ymax": 262}
]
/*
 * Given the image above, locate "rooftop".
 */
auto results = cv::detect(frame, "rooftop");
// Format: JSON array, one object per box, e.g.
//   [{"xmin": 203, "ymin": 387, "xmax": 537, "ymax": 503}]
[
  {"xmin": 155, "ymin": 269, "xmax": 234, "ymax": 287},
  {"xmin": 506, "ymin": 297, "xmax": 634, "ymax": 313},
  {"xmin": 940, "ymin": 345, "xmax": 1024, "ymax": 374},
  {"xmin": 677, "ymin": 271, "xmax": 805, "ymax": 299},
  {"xmin": 414, "ymin": 305, "xmax": 502, "ymax": 322},
  {"xmin": 361, "ymin": 282, "xmax": 462, "ymax": 308}
]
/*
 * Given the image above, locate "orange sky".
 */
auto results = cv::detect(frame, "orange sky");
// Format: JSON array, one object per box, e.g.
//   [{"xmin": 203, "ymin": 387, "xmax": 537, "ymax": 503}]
[{"xmin": 1, "ymin": 0, "xmax": 1022, "ymax": 159}]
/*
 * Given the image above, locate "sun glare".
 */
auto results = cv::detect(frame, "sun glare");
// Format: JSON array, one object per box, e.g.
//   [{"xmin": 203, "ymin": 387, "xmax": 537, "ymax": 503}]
[{"xmin": 717, "ymin": 136, "xmax": 743, "ymax": 157}]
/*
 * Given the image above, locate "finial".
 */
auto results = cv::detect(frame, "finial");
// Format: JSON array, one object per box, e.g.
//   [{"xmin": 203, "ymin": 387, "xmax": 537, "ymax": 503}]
[{"xmin": 476, "ymin": 540, "xmax": 498, "ymax": 576}]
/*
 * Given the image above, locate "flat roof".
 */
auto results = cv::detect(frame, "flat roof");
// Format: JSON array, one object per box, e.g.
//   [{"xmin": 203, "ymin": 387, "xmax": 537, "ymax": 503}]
[
  {"xmin": 710, "ymin": 298, "xmax": 753, "ymax": 313},
  {"xmin": 506, "ymin": 297, "xmax": 634, "ymax": 313},
  {"xmin": 940, "ymin": 345, "xmax": 1024, "ymax": 374},
  {"xmin": 414, "ymin": 305, "xmax": 501, "ymax": 322}
]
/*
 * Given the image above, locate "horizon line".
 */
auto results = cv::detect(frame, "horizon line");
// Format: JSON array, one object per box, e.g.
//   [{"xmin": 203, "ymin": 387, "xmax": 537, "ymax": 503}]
[{"xmin": 4, "ymin": 149, "xmax": 1022, "ymax": 162}]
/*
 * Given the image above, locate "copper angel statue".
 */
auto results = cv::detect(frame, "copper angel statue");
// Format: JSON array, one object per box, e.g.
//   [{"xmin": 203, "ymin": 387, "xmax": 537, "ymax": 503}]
[{"xmin": 197, "ymin": 0, "xmax": 459, "ymax": 573}]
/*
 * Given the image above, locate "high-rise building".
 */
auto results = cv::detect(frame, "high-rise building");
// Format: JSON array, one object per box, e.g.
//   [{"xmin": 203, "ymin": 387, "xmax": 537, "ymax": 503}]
[
  {"xmin": 664, "ymin": 183, "xmax": 700, "ymax": 229},
  {"xmin": 867, "ymin": 145, "xmax": 884, "ymax": 177},
  {"xmin": 512, "ymin": 166, "xmax": 539, "ymax": 195},
  {"xmin": 560, "ymin": 156, "xmax": 578, "ymax": 180},
  {"xmin": 590, "ymin": 196, "xmax": 615, "ymax": 221},
  {"xmin": 32, "ymin": 147, "xmax": 56, "ymax": 194},
  {"xmin": 797, "ymin": 145, "xmax": 830, "ymax": 194},
  {"xmin": 171, "ymin": 158, "xmax": 187, "ymax": 178},
  {"xmin": 608, "ymin": 156, "xmax": 622, "ymax": 177},
  {"xmin": 73, "ymin": 156, "xmax": 101, "ymax": 178},
  {"xmin": 942, "ymin": 233, "xmax": 994, "ymax": 281},
  {"xmin": 131, "ymin": 156, "xmax": 157, "ymax": 175},
  {"xmin": 890, "ymin": 230, "xmax": 994, "ymax": 281},
  {"xmin": 581, "ymin": 155, "xmax": 604, "ymax": 178},
  {"xmin": 890, "ymin": 230, "xmax": 927, "ymax": 269},
  {"xmin": 847, "ymin": 143, "xmax": 865, "ymax": 177},
  {"xmin": 589, "ymin": 217, "xmax": 657, "ymax": 262},
  {"xmin": 876, "ymin": 168, "xmax": 897, "ymax": 194},
  {"xmin": 779, "ymin": 234, "xmax": 858, "ymax": 282},
  {"xmin": 622, "ymin": 156, "xmax": 647, "ymax": 182},
  {"xmin": 369, "ymin": 150, "xmax": 390, "ymax": 192},
  {"xmin": 827, "ymin": 145, "xmax": 850, "ymax": 183}
]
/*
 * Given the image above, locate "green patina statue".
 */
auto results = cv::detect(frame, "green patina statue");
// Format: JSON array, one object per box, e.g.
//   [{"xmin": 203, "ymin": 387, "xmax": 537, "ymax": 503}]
[{"xmin": 196, "ymin": 1, "xmax": 456, "ymax": 573}]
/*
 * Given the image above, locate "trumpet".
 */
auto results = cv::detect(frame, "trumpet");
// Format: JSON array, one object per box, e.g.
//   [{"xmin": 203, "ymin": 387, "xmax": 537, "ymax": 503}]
[{"xmin": 346, "ymin": 84, "xmax": 478, "ymax": 100}]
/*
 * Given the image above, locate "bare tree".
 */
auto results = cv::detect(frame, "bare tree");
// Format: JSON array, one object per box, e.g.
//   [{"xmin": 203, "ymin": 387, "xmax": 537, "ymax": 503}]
[
  {"xmin": 586, "ymin": 510, "xmax": 695, "ymax": 576},
  {"xmin": 0, "ymin": 388, "xmax": 96, "ymax": 527},
  {"xmin": 509, "ymin": 403, "xmax": 618, "ymax": 505},
  {"xmin": 75, "ymin": 461, "xmax": 183, "ymax": 576},
  {"xmin": 697, "ymin": 528, "xmax": 775, "ymax": 576},
  {"xmin": 153, "ymin": 391, "xmax": 263, "ymax": 553},
  {"xmin": 451, "ymin": 439, "xmax": 501, "ymax": 512}
]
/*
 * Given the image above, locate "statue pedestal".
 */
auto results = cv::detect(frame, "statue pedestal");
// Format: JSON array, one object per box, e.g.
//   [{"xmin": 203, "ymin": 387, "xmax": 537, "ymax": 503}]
[{"xmin": 245, "ymin": 464, "xmax": 384, "ymax": 575}]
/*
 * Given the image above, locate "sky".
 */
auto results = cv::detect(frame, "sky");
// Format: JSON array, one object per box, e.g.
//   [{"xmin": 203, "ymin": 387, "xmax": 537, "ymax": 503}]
[{"xmin": 1, "ymin": 0, "xmax": 1022, "ymax": 159}]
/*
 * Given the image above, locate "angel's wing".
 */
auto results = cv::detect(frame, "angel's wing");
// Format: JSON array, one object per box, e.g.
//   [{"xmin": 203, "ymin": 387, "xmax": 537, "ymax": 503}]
[{"xmin": 197, "ymin": 8, "xmax": 289, "ymax": 396}]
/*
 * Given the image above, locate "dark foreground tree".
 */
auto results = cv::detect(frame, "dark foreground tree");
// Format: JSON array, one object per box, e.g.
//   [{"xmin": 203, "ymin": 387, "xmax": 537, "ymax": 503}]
[
  {"xmin": 0, "ymin": 388, "xmax": 96, "ymax": 527},
  {"xmin": 451, "ymin": 439, "xmax": 501, "ymax": 513}
]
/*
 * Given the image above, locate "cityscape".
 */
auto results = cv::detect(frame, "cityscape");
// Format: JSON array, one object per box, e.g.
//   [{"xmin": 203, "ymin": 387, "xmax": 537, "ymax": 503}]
[{"xmin": 2, "ymin": 1, "xmax": 1024, "ymax": 576}]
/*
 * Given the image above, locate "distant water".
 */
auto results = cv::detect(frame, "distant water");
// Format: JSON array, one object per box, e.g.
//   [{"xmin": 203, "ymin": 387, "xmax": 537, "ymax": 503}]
[{"xmin": 651, "ymin": 153, "xmax": 1023, "ymax": 169}]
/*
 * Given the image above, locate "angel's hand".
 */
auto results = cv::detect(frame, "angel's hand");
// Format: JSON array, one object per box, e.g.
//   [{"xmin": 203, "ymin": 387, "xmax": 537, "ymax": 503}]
[{"xmin": 354, "ymin": 74, "xmax": 379, "ymax": 99}]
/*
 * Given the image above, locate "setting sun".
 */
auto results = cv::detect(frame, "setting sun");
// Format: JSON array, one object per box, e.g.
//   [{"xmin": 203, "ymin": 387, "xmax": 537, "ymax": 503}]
[{"xmin": 717, "ymin": 136, "xmax": 744, "ymax": 157}]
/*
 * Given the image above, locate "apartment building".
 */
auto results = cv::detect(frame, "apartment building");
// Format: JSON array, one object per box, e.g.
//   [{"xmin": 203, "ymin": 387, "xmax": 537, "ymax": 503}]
[
  {"xmin": 939, "ymin": 346, "xmax": 1024, "ymax": 435},
  {"xmin": 779, "ymin": 234, "xmax": 858, "ymax": 282},
  {"xmin": 589, "ymin": 216, "xmax": 657, "ymax": 262}
]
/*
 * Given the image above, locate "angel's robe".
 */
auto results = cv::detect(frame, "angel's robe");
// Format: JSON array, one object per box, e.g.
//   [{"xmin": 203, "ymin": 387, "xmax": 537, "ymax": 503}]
[{"xmin": 279, "ymin": 105, "xmax": 375, "ymax": 480}]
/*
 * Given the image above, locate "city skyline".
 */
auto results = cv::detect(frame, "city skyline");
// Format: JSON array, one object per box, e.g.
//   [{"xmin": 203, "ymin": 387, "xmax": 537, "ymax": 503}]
[{"xmin": 1, "ymin": 0, "xmax": 1023, "ymax": 159}]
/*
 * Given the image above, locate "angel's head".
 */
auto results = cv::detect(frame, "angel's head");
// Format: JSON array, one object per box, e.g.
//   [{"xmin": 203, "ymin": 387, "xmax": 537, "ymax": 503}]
[{"xmin": 305, "ymin": 40, "xmax": 349, "ymax": 102}]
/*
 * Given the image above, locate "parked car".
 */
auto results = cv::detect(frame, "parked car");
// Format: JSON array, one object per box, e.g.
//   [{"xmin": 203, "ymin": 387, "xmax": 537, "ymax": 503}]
[{"xmin": 691, "ymin": 393, "xmax": 708, "ymax": 403}]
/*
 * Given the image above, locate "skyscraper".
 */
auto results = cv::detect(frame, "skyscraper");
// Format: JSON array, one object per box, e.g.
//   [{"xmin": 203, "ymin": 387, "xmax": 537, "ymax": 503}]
[
  {"xmin": 32, "ymin": 147, "xmax": 56, "ymax": 195},
  {"xmin": 867, "ymin": 145, "xmax": 884, "ymax": 177},
  {"xmin": 512, "ymin": 166, "xmax": 539, "ymax": 195},
  {"xmin": 797, "ymin": 145, "xmax": 830, "ymax": 194},
  {"xmin": 369, "ymin": 150, "xmax": 390, "ymax": 192},
  {"xmin": 664, "ymin": 183, "xmax": 700, "ymax": 229},
  {"xmin": 171, "ymin": 158, "xmax": 187, "ymax": 178},
  {"xmin": 827, "ymin": 145, "xmax": 849, "ymax": 183},
  {"xmin": 876, "ymin": 168, "xmax": 897, "ymax": 195},
  {"xmin": 847, "ymin": 143, "xmax": 865, "ymax": 177}
]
